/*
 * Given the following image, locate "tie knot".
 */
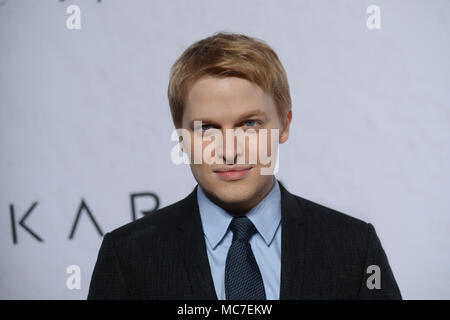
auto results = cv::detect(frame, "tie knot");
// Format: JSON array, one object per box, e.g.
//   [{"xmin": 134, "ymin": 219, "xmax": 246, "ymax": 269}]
[{"xmin": 229, "ymin": 216, "xmax": 257, "ymax": 242}]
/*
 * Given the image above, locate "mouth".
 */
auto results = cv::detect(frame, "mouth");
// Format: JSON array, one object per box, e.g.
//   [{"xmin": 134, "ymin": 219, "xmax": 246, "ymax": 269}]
[{"xmin": 213, "ymin": 166, "xmax": 253, "ymax": 181}]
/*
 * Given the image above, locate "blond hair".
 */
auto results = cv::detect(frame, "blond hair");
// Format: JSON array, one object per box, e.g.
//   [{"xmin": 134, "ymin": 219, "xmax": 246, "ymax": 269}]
[{"xmin": 167, "ymin": 32, "xmax": 291, "ymax": 129}]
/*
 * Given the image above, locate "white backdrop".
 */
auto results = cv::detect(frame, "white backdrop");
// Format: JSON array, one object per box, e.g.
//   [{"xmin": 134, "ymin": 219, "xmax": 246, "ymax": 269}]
[{"xmin": 1, "ymin": 0, "xmax": 449, "ymax": 299}]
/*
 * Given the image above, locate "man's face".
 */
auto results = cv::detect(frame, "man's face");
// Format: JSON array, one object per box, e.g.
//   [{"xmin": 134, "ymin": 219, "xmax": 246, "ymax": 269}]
[{"xmin": 181, "ymin": 75, "xmax": 291, "ymax": 213}]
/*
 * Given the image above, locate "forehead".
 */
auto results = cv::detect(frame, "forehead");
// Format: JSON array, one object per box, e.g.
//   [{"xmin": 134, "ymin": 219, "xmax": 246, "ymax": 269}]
[{"xmin": 183, "ymin": 75, "xmax": 275, "ymax": 122}]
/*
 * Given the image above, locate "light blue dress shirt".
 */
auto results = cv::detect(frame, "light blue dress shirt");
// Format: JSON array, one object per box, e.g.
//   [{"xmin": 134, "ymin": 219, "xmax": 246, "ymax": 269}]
[{"xmin": 196, "ymin": 178, "xmax": 282, "ymax": 300}]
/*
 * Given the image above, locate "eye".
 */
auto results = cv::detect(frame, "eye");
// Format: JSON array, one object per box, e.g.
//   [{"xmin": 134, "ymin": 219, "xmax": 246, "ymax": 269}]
[
  {"xmin": 201, "ymin": 124, "xmax": 212, "ymax": 131},
  {"xmin": 244, "ymin": 120, "xmax": 258, "ymax": 127}
]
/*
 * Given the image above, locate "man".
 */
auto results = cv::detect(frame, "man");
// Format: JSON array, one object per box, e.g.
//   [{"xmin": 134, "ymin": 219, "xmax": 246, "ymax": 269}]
[{"xmin": 88, "ymin": 32, "xmax": 401, "ymax": 300}]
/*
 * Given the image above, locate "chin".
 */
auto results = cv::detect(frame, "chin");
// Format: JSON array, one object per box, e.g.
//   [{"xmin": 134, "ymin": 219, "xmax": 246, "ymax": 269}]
[
  {"xmin": 208, "ymin": 182, "xmax": 253, "ymax": 203},
  {"xmin": 217, "ymin": 190, "xmax": 252, "ymax": 204}
]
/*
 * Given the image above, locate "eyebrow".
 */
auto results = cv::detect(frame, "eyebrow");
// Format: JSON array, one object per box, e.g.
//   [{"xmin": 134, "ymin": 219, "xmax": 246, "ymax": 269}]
[{"xmin": 189, "ymin": 109, "xmax": 267, "ymax": 126}]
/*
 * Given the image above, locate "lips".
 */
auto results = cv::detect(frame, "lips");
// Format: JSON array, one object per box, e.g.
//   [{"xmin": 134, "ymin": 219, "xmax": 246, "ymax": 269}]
[{"xmin": 214, "ymin": 166, "xmax": 253, "ymax": 181}]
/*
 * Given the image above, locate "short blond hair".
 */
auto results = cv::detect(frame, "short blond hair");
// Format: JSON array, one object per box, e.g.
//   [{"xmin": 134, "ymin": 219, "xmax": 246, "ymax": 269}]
[{"xmin": 167, "ymin": 32, "xmax": 291, "ymax": 129}]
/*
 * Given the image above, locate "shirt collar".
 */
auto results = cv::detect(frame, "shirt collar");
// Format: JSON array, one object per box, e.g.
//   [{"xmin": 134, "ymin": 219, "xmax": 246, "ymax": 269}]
[{"xmin": 197, "ymin": 177, "xmax": 281, "ymax": 249}]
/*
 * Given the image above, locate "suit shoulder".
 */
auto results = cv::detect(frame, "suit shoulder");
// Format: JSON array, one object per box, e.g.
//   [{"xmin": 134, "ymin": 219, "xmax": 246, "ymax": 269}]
[
  {"xmin": 289, "ymin": 193, "xmax": 374, "ymax": 260},
  {"xmin": 107, "ymin": 194, "xmax": 188, "ymax": 240},
  {"xmin": 293, "ymin": 193, "xmax": 370, "ymax": 234}
]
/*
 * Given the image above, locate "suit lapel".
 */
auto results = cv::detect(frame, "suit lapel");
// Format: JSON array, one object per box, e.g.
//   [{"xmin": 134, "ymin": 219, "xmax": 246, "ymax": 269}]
[
  {"xmin": 278, "ymin": 180, "xmax": 307, "ymax": 299},
  {"xmin": 175, "ymin": 186, "xmax": 218, "ymax": 299},
  {"xmin": 175, "ymin": 180, "xmax": 307, "ymax": 300}
]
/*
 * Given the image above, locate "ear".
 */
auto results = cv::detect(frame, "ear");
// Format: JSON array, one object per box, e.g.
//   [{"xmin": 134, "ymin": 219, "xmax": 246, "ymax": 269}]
[
  {"xmin": 178, "ymin": 135, "xmax": 186, "ymax": 153},
  {"xmin": 279, "ymin": 110, "xmax": 292, "ymax": 144}
]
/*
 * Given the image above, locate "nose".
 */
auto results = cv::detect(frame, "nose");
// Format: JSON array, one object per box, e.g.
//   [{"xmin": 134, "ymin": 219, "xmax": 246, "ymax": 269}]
[{"xmin": 216, "ymin": 128, "xmax": 243, "ymax": 164}]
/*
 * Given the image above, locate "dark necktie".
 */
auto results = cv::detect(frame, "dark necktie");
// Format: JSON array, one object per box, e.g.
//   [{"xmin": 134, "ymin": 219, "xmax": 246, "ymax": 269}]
[{"xmin": 225, "ymin": 216, "xmax": 266, "ymax": 300}]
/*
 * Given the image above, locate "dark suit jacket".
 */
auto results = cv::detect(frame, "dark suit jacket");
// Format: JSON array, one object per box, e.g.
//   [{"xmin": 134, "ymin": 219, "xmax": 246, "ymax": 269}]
[{"xmin": 88, "ymin": 180, "xmax": 401, "ymax": 299}]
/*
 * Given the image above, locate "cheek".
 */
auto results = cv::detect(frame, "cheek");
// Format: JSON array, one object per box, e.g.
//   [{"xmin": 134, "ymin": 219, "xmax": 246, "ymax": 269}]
[
  {"xmin": 265, "ymin": 127, "xmax": 280, "ymax": 155},
  {"xmin": 246, "ymin": 136, "xmax": 258, "ymax": 164},
  {"xmin": 253, "ymin": 130, "xmax": 272, "ymax": 160},
  {"xmin": 183, "ymin": 131, "xmax": 209, "ymax": 164}
]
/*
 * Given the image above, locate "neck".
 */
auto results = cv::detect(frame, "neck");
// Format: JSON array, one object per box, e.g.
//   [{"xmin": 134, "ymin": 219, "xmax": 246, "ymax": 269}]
[{"xmin": 203, "ymin": 176, "xmax": 275, "ymax": 216}]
